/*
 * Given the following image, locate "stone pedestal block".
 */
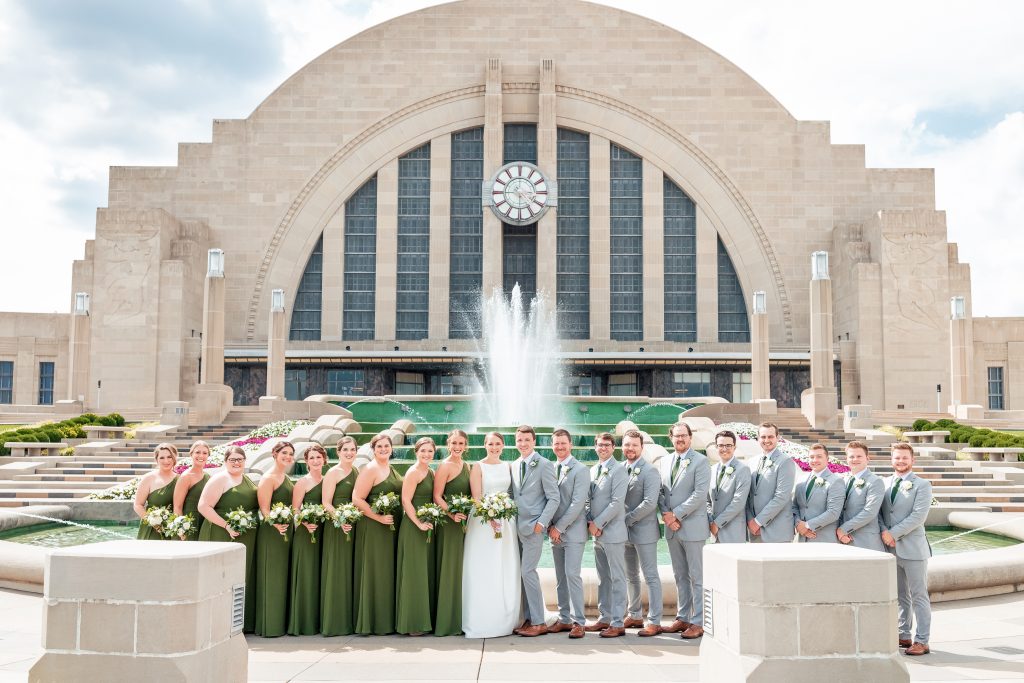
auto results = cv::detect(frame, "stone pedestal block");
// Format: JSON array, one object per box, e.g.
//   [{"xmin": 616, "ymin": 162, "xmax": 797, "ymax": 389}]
[
  {"xmin": 699, "ymin": 544, "xmax": 907, "ymax": 683},
  {"xmin": 191, "ymin": 383, "xmax": 234, "ymax": 426},
  {"xmin": 753, "ymin": 399, "xmax": 777, "ymax": 415},
  {"xmin": 843, "ymin": 404, "xmax": 873, "ymax": 430},
  {"xmin": 30, "ymin": 540, "xmax": 247, "ymax": 683},
  {"xmin": 953, "ymin": 404, "xmax": 984, "ymax": 420},
  {"xmin": 801, "ymin": 387, "xmax": 839, "ymax": 430},
  {"xmin": 160, "ymin": 401, "xmax": 190, "ymax": 429}
]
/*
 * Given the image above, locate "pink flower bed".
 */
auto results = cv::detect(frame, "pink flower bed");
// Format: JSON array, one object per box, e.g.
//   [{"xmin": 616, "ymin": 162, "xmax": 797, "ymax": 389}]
[
  {"xmin": 174, "ymin": 462, "xmax": 221, "ymax": 474},
  {"xmin": 794, "ymin": 458, "xmax": 850, "ymax": 474}
]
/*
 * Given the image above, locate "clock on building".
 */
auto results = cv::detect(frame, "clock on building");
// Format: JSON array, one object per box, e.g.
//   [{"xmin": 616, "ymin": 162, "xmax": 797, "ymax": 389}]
[{"xmin": 482, "ymin": 161, "xmax": 557, "ymax": 226}]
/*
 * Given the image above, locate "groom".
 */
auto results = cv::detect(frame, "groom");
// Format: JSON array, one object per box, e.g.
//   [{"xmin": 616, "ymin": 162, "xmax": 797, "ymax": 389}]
[{"xmin": 511, "ymin": 424, "xmax": 560, "ymax": 637}]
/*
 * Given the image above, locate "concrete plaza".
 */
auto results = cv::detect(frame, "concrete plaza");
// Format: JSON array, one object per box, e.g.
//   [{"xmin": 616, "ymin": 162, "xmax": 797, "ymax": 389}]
[{"xmin": 2, "ymin": 588, "xmax": 1023, "ymax": 682}]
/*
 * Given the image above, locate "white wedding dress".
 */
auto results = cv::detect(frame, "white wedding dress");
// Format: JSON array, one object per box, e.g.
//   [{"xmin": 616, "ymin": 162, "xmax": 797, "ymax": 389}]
[{"xmin": 462, "ymin": 461, "xmax": 521, "ymax": 638}]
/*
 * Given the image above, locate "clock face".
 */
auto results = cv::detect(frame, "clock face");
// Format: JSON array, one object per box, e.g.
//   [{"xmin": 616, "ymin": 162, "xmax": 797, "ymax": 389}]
[{"xmin": 483, "ymin": 162, "xmax": 557, "ymax": 226}]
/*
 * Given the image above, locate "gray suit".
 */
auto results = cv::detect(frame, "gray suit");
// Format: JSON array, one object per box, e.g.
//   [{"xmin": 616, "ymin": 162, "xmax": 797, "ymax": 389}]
[
  {"xmin": 838, "ymin": 470, "xmax": 885, "ymax": 551},
  {"xmin": 588, "ymin": 457, "xmax": 628, "ymax": 628},
  {"xmin": 623, "ymin": 459, "xmax": 662, "ymax": 624},
  {"xmin": 746, "ymin": 448, "xmax": 797, "ymax": 543},
  {"xmin": 880, "ymin": 471, "xmax": 933, "ymax": 644},
  {"xmin": 659, "ymin": 449, "xmax": 711, "ymax": 624},
  {"xmin": 791, "ymin": 468, "xmax": 845, "ymax": 543},
  {"xmin": 550, "ymin": 456, "xmax": 589, "ymax": 626},
  {"xmin": 708, "ymin": 458, "xmax": 751, "ymax": 544},
  {"xmin": 512, "ymin": 452, "xmax": 560, "ymax": 625}
]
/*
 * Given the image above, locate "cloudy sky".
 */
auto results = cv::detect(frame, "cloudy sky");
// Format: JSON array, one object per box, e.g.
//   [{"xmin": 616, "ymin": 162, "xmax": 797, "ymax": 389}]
[{"xmin": 1, "ymin": 0, "xmax": 1021, "ymax": 317}]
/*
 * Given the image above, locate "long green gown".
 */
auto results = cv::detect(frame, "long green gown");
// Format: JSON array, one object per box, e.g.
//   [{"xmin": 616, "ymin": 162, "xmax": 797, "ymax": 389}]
[
  {"xmin": 137, "ymin": 476, "xmax": 176, "ymax": 540},
  {"xmin": 254, "ymin": 477, "xmax": 293, "ymax": 637},
  {"xmin": 288, "ymin": 481, "xmax": 323, "ymax": 635},
  {"xmin": 180, "ymin": 471, "xmax": 209, "ymax": 539},
  {"xmin": 354, "ymin": 466, "xmax": 403, "ymax": 635},
  {"xmin": 395, "ymin": 469, "xmax": 437, "ymax": 635},
  {"xmin": 433, "ymin": 463, "xmax": 470, "ymax": 636},
  {"xmin": 321, "ymin": 467, "xmax": 358, "ymax": 636},
  {"xmin": 198, "ymin": 475, "xmax": 259, "ymax": 633}
]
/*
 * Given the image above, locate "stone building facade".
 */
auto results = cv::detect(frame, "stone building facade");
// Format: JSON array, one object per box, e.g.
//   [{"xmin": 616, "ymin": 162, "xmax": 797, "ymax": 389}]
[{"xmin": 1, "ymin": 0, "xmax": 1020, "ymax": 414}]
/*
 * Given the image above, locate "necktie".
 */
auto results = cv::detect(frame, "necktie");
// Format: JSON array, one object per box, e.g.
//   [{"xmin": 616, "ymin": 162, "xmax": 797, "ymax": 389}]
[
  {"xmin": 671, "ymin": 454, "xmax": 682, "ymax": 483},
  {"xmin": 627, "ymin": 466, "xmax": 633, "ymax": 477},
  {"xmin": 520, "ymin": 459, "xmax": 527, "ymax": 486},
  {"xmin": 845, "ymin": 476, "xmax": 855, "ymax": 496},
  {"xmin": 890, "ymin": 477, "xmax": 902, "ymax": 503},
  {"xmin": 556, "ymin": 463, "xmax": 563, "ymax": 481},
  {"xmin": 804, "ymin": 476, "xmax": 816, "ymax": 500},
  {"xmin": 716, "ymin": 463, "xmax": 726, "ymax": 489}
]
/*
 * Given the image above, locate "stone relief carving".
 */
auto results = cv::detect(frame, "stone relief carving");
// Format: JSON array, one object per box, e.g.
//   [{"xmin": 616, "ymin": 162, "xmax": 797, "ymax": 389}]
[
  {"xmin": 99, "ymin": 227, "xmax": 158, "ymax": 326},
  {"xmin": 882, "ymin": 231, "xmax": 943, "ymax": 333}
]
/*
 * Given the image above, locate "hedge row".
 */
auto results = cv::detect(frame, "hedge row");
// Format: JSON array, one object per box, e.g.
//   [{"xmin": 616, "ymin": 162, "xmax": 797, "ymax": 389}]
[
  {"xmin": 911, "ymin": 418, "xmax": 1024, "ymax": 449},
  {"xmin": 0, "ymin": 413, "xmax": 126, "ymax": 455}
]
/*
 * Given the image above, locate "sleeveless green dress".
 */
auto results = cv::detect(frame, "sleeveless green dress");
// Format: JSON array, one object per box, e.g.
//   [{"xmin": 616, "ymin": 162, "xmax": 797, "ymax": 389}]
[
  {"xmin": 288, "ymin": 480, "xmax": 323, "ymax": 635},
  {"xmin": 395, "ymin": 468, "xmax": 437, "ymax": 634},
  {"xmin": 137, "ymin": 476, "xmax": 176, "ymax": 540},
  {"xmin": 354, "ymin": 466, "xmax": 403, "ymax": 635},
  {"xmin": 254, "ymin": 476, "xmax": 293, "ymax": 637},
  {"xmin": 433, "ymin": 463, "xmax": 470, "ymax": 636},
  {"xmin": 321, "ymin": 467, "xmax": 358, "ymax": 636},
  {"xmin": 180, "ymin": 471, "xmax": 209, "ymax": 539},
  {"xmin": 198, "ymin": 475, "xmax": 259, "ymax": 633}
]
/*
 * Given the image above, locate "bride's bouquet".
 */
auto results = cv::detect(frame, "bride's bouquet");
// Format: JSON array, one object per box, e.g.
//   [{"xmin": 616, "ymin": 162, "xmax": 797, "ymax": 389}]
[
  {"xmin": 371, "ymin": 491, "xmax": 401, "ymax": 530},
  {"xmin": 261, "ymin": 501, "xmax": 293, "ymax": 542},
  {"xmin": 224, "ymin": 507, "xmax": 257, "ymax": 539},
  {"xmin": 446, "ymin": 494, "xmax": 476, "ymax": 534},
  {"xmin": 415, "ymin": 502, "xmax": 446, "ymax": 543},
  {"xmin": 142, "ymin": 505, "xmax": 173, "ymax": 533},
  {"xmin": 164, "ymin": 513, "xmax": 197, "ymax": 540},
  {"xmin": 294, "ymin": 503, "xmax": 327, "ymax": 543},
  {"xmin": 474, "ymin": 491, "xmax": 518, "ymax": 539},
  {"xmin": 330, "ymin": 502, "xmax": 363, "ymax": 542}
]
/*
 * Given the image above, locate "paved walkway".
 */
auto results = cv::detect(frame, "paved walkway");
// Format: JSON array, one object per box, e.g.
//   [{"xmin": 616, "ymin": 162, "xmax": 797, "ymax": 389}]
[{"xmin": 2, "ymin": 589, "xmax": 1023, "ymax": 681}]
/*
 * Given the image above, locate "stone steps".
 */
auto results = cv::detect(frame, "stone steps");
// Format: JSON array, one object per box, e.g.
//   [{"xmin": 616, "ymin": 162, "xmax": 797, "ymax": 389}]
[{"xmin": 15, "ymin": 474, "xmax": 135, "ymax": 483}]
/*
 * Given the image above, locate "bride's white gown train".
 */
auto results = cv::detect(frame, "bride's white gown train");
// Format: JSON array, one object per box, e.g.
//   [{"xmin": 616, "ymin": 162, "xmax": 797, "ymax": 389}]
[{"xmin": 462, "ymin": 461, "xmax": 521, "ymax": 638}]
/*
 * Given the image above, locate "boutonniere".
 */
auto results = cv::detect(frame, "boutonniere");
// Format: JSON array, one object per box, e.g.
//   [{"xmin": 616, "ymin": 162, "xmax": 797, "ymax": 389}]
[
  {"xmin": 724, "ymin": 465, "xmax": 735, "ymax": 476},
  {"xmin": 761, "ymin": 458, "xmax": 775, "ymax": 473},
  {"xmin": 529, "ymin": 459, "xmax": 538, "ymax": 469},
  {"xmin": 599, "ymin": 465, "xmax": 609, "ymax": 479},
  {"xmin": 855, "ymin": 479, "xmax": 866, "ymax": 489},
  {"xmin": 900, "ymin": 480, "xmax": 913, "ymax": 492},
  {"xmin": 814, "ymin": 477, "xmax": 826, "ymax": 488},
  {"xmin": 627, "ymin": 466, "xmax": 640, "ymax": 479}
]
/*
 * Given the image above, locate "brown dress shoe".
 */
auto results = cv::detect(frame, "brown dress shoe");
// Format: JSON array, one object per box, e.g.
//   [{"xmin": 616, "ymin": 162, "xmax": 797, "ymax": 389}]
[
  {"xmin": 547, "ymin": 621, "xmax": 572, "ymax": 633},
  {"xmin": 623, "ymin": 617, "xmax": 645, "ymax": 629},
  {"xmin": 637, "ymin": 624, "xmax": 663, "ymax": 637},
  {"xmin": 599, "ymin": 626, "xmax": 626, "ymax": 638},
  {"xmin": 584, "ymin": 621, "xmax": 610, "ymax": 632},
  {"xmin": 905, "ymin": 642, "xmax": 930, "ymax": 656},
  {"xmin": 898, "ymin": 638, "xmax": 912, "ymax": 648},
  {"xmin": 680, "ymin": 624, "xmax": 704, "ymax": 639},
  {"xmin": 662, "ymin": 619, "xmax": 691, "ymax": 633},
  {"xmin": 518, "ymin": 624, "xmax": 549, "ymax": 637},
  {"xmin": 512, "ymin": 620, "xmax": 532, "ymax": 636},
  {"xmin": 568, "ymin": 623, "xmax": 585, "ymax": 639}
]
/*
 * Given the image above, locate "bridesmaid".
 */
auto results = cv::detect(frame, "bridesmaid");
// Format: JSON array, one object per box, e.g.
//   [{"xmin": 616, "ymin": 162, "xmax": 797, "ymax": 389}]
[
  {"xmin": 288, "ymin": 444, "xmax": 326, "ymax": 635},
  {"xmin": 198, "ymin": 446, "xmax": 259, "ymax": 633},
  {"xmin": 431, "ymin": 429, "xmax": 471, "ymax": 636},
  {"xmin": 321, "ymin": 436, "xmax": 359, "ymax": 636},
  {"xmin": 352, "ymin": 433, "xmax": 402, "ymax": 635},
  {"xmin": 172, "ymin": 441, "xmax": 211, "ymax": 539},
  {"xmin": 134, "ymin": 443, "xmax": 178, "ymax": 540},
  {"xmin": 396, "ymin": 437, "xmax": 438, "ymax": 636},
  {"xmin": 254, "ymin": 441, "xmax": 295, "ymax": 637}
]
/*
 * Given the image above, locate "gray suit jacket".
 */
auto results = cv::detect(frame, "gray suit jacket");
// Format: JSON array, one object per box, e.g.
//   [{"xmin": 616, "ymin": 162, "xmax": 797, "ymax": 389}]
[
  {"xmin": 838, "ymin": 469, "xmax": 885, "ymax": 551},
  {"xmin": 659, "ymin": 449, "xmax": 711, "ymax": 542},
  {"xmin": 512, "ymin": 452, "xmax": 560, "ymax": 536},
  {"xmin": 708, "ymin": 458, "xmax": 751, "ymax": 543},
  {"xmin": 624, "ymin": 459, "xmax": 661, "ymax": 545},
  {"xmin": 791, "ymin": 468, "xmax": 845, "ymax": 543},
  {"xmin": 746, "ymin": 448, "xmax": 797, "ymax": 542},
  {"xmin": 550, "ymin": 456, "xmax": 590, "ymax": 543},
  {"xmin": 879, "ymin": 471, "xmax": 932, "ymax": 560},
  {"xmin": 588, "ymin": 457, "xmax": 628, "ymax": 543}
]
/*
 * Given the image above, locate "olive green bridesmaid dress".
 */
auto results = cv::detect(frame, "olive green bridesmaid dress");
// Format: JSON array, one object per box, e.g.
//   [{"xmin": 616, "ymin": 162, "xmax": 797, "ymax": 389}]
[
  {"xmin": 353, "ymin": 466, "xmax": 403, "ymax": 635},
  {"xmin": 137, "ymin": 477, "xmax": 177, "ymax": 540},
  {"xmin": 321, "ymin": 467, "xmax": 358, "ymax": 636},
  {"xmin": 433, "ymin": 463, "xmax": 470, "ymax": 636},
  {"xmin": 180, "ymin": 471, "xmax": 209, "ymax": 539},
  {"xmin": 288, "ymin": 481, "xmax": 323, "ymax": 635},
  {"xmin": 395, "ymin": 469, "xmax": 437, "ymax": 634},
  {"xmin": 254, "ymin": 477, "xmax": 293, "ymax": 637},
  {"xmin": 198, "ymin": 475, "xmax": 259, "ymax": 633}
]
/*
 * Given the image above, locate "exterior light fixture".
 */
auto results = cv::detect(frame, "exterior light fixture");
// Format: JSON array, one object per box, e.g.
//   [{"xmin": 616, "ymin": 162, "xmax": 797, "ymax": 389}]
[
  {"xmin": 811, "ymin": 251, "xmax": 830, "ymax": 280},
  {"xmin": 752, "ymin": 290, "xmax": 767, "ymax": 315},
  {"xmin": 207, "ymin": 249, "xmax": 225, "ymax": 277},
  {"xmin": 271, "ymin": 288, "xmax": 285, "ymax": 312},
  {"xmin": 73, "ymin": 292, "xmax": 90, "ymax": 316},
  {"xmin": 950, "ymin": 296, "xmax": 966, "ymax": 320}
]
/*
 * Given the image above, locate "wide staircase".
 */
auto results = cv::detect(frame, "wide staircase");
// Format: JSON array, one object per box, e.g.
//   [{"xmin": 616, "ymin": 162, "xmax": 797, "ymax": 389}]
[{"xmin": 0, "ymin": 422, "xmax": 261, "ymax": 508}]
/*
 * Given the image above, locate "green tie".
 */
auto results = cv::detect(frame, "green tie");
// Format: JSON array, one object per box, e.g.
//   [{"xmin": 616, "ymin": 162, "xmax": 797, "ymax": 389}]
[
  {"xmin": 671, "ymin": 455, "xmax": 682, "ymax": 483},
  {"xmin": 845, "ymin": 476, "xmax": 855, "ymax": 496},
  {"xmin": 520, "ymin": 459, "xmax": 527, "ymax": 485},
  {"xmin": 556, "ymin": 463, "xmax": 563, "ymax": 481},
  {"xmin": 890, "ymin": 477, "xmax": 902, "ymax": 504},
  {"xmin": 627, "ymin": 466, "xmax": 634, "ymax": 477},
  {"xmin": 716, "ymin": 464, "xmax": 726, "ymax": 489},
  {"xmin": 804, "ymin": 476, "xmax": 816, "ymax": 500}
]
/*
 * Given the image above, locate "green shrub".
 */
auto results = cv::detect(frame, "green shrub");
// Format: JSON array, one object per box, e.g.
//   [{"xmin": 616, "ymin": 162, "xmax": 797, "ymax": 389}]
[
  {"xmin": 968, "ymin": 433, "xmax": 988, "ymax": 448},
  {"xmin": 934, "ymin": 418, "xmax": 957, "ymax": 428},
  {"xmin": 109, "ymin": 413, "xmax": 126, "ymax": 427},
  {"xmin": 912, "ymin": 419, "xmax": 931, "ymax": 432},
  {"xmin": 72, "ymin": 416, "xmax": 90, "ymax": 425},
  {"xmin": 42, "ymin": 429, "xmax": 63, "ymax": 443},
  {"xmin": 97, "ymin": 416, "xmax": 115, "ymax": 427},
  {"xmin": 19, "ymin": 434, "xmax": 38, "ymax": 443}
]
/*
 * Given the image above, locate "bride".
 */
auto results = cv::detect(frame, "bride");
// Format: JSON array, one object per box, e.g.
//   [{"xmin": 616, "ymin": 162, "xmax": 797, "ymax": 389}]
[{"xmin": 462, "ymin": 431, "xmax": 521, "ymax": 638}]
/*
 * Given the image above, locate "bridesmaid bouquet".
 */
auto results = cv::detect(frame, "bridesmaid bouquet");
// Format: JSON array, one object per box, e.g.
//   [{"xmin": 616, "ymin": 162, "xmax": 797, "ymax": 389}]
[
  {"xmin": 224, "ymin": 507, "xmax": 257, "ymax": 538},
  {"xmin": 415, "ymin": 502, "xmax": 446, "ymax": 543},
  {"xmin": 164, "ymin": 513, "xmax": 196, "ymax": 539},
  {"xmin": 261, "ymin": 502, "xmax": 293, "ymax": 542},
  {"xmin": 294, "ymin": 503, "xmax": 327, "ymax": 544},
  {"xmin": 143, "ymin": 505, "xmax": 173, "ymax": 532},
  {"xmin": 446, "ymin": 494, "xmax": 476, "ymax": 534},
  {"xmin": 371, "ymin": 491, "xmax": 401, "ymax": 530},
  {"xmin": 330, "ymin": 503, "xmax": 363, "ymax": 542},
  {"xmin": 474, "ymin": 492, "xmax": 518, "ymax": 539}
]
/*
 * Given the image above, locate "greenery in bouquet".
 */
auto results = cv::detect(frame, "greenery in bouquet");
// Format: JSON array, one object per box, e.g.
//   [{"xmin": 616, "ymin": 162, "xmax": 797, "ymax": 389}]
[
  {"xmin": 331, "ymin": 503, "xmax": 363, "ymax": 541},
  {"xmin": 415, "ymin": 502, "xmax": 446, "ymax": 543},
  {"xmin": 165, "ymin": 513, "xmax": 197, "ymax": 539},
  {"xmin": 261, "ymin": 501, "xmax": 293, "ymax": 542},
  {"xmin": 474, "ymin": 491, "xmax": 518, "ymax": 539},
  {"xmin": 294, "ymin": 503, "xmax": 327, "ymax": 543},
  {"xmin": 143, "ymin": 505, "xmax": 173, "ymax": 532},
  {"xmin": 371, "ymin": 491, "xmax": 400, "ymax": 530},
  {"xmin": 224, "ymin": 507, "xmax": 257, "ymax": 538},
  {"xmin": 445, "ymin": 493, "xmax": 475, "ymax": 533}
]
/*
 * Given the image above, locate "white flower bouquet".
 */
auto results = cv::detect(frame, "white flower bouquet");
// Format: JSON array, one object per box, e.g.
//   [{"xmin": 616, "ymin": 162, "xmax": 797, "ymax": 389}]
[
  {"xmin": 371, "ymin": 491, "xmax": 401, "ymax": 530},
  {"xmin": 143, "ymin": 505, "xmax": 173, "ymax": 532},
  {"xmin": 224, "ymin": 507, "xmax": 257, "ymax": 538},
  {"xmin": 261, "ymin": 501, "xmax": 293, "ymax": 541},
  {"xmin": 446, "ymin": 494, "xmax": 475, "ymax": 534},
  {"xmin": 415, "ymin": 502, "xmax": 446, "ymax": 543},
  {"xmin": 294, "ymin": 503, "xmax": 327, "ymax": 543},
  {"xmin": 165, "ymin": 513, "xmax": 197, "ymax": 539},
  {"xmin": 331, "ymin": 502, "xmax": 363, "ymax": 541},
  {"xmin": 474, "ymin": 491, "xmax": 518, "ymax": 539}
]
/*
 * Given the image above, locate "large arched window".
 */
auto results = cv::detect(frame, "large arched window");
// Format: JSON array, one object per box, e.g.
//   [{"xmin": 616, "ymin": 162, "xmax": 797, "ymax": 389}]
[
  {"xmin": 718, "ymin": 237, "xmax": 749, "ymax": 342},
  {"xmin": 663, "ymin": 178, "xmax": 697, "ymax": 342},
  {"xmin": 448, "ymin": 127, "xmax": 484, "ymax": 339},
  {"xmin": 289, "ymin": 233, "xmax": 323, "ymax": 340},
  {"xmin": 396, "ymin": 143, "xmax": 431, "ymax": 340},
  {"xmin": 342, "ymin": 176, "xmax": 378, "ymax": 341},
  {"xmin": 610, "ymin": 143, "xmax": 643, "ymax": 341},
  {"xmin": 556, "ymin": 128, "xmax": 590, "ymax": 340}
]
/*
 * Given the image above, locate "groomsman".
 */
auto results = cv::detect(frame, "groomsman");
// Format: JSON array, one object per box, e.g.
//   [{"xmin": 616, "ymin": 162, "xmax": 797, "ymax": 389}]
[
  {"xmin": 746, "ymin": 422, "xmax": 797, "ymax": 543},
  {"xmin": 621, "ymin": 429, "xmax": 663, "ymax": 636},
  {"xmin": 707, "ymin": 430, "xmax": 751, "ymax": 543},
  {"xmin": 547, "ymin": 428, "xmax": 590, "ymax": 639},
  {"xmin": 836, "ymin": 441, "xmax": 885, "ymax": 550},
  {"xmin": 880, "ymin": 442, "xmax": 933, "ymax": 656},
  {"xmin": 511, "ymin": 425, "xmax": 560, "ymax": 637},
  {"xmin": 791, "ymin": 443, "xmax": 845, "ymax": 542},
  {"xmin": 659, "ymin": 422, "xmax": 711, "ymax": 639},
  {"xmin": 585, "ymin": 431, "xmax": 628, "ymax": 638}
]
